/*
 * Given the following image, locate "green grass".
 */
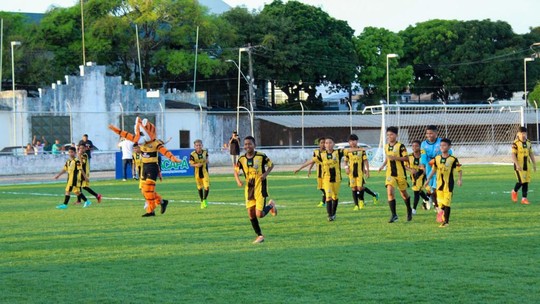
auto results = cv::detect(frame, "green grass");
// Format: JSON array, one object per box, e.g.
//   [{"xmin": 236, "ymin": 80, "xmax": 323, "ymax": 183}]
[{"xmin": 1, "ymin": 165, "xmax": 539, "ymax": 303}]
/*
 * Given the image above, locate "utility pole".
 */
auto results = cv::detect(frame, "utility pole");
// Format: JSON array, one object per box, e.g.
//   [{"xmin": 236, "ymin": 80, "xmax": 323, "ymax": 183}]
[{"xmin": 247, "ymin": 44, "xmax": 256, "ymax": 110}]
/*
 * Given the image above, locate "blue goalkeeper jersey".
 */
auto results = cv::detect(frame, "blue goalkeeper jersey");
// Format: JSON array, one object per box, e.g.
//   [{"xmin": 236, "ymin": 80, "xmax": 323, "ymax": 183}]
[{"xmin": 421, "ymin": 138, "xmax": 452, "ymax": 189}]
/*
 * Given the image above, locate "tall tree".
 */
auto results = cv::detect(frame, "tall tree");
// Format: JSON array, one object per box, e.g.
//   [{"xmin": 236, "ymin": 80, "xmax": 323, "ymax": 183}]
[{"xmin": 354, "ymin": 27, "xmax": 413, "ymax": 104}]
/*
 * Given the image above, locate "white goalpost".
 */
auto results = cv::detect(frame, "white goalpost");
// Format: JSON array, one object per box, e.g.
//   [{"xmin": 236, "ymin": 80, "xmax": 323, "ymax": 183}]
[{"xmin": 363, "ymin": 104, "xmax": 527, "ymax": 167}]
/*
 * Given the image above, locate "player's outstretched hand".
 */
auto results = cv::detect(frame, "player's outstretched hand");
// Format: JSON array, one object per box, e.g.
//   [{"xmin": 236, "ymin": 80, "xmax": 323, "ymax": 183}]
[
  {"xmin": 108, "ymin": 124, "xmax": 121, "ymax": 134},
  {"xmin": 236, "ymin": 181, "xmax": 243, "ymax": 187}
]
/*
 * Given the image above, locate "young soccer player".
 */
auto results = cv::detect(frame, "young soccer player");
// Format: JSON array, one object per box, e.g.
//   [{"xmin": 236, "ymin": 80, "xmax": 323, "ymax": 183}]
[
  {"xmin": 234, "ymin": 136, "xmax": 277, "ymax": 244},
  {"xmin": 132, "ymin": 144, "xmax": 142, "ymax": 182},
  {"xmin": 294, "ymin": 137, "xmax": 327, "ymax": 207},
  {"xmin": 511, "ymin": 127, "xmax": 536, "ymax": 204},
  {"xmin": 425, "ymin": 138, "xmax": 462, "ymax": 227},
  {"xmin": 344, "ymin": 134, "xmax": 371, "ymax": 210},
  {"xmin": 54, "ymin": 146, "xmax": 90, "ymax": 209},
  {"xmin": 189, "ymin": 139, "xmax": 210, "ymax": 209},
  {"xmin": 77, "ymin": 144, "xmax": 103, "ymax": 204},
  {"xmin": 421, "ymin": 125, "xmax": 451, "ymax": 210},
  {"xmin": 378, "ymin": 127, "xmax": 412, "ymax": 223},
  {"xmin": 407, "ymin": 140, "xmax": 430, "ymax": 214}
]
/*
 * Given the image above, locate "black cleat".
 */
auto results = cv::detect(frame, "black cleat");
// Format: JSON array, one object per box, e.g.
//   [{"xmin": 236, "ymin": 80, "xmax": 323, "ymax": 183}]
[
  {"xmin": 407, "ymin": 213, "xmax": 412, "ymax": 222},
  {"xmin": 142, "ymin": 212, "xmax": 155, "ymax": 217},
  {"xmin": 160, "ymin": 200, "xmax": 169, "ymax": 214},
  {"xmin": 388, "ymin": 215, "xmax": 399, "ymax": 223}
]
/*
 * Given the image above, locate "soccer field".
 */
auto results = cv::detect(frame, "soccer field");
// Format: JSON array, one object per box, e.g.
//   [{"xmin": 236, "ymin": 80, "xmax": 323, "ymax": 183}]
[{"xmin": 1, "ymin": 165, "xmax": 539, "ymax": 303}]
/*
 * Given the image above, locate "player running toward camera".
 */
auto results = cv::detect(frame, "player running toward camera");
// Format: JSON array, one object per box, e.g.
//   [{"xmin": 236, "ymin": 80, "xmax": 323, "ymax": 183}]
[
  {"xmin": 234, "ymin": 136, "xmax": 277, "ymax": 244},
  {"xmin": 76, "ymin": 143, "xmax": 102, "ymax": 204},
  {"xmin": 378, "ymin": 127, "xmax": 412, "ymax": 223},
  {"xmin": 189, "ymin": 139, "xmax": 210, "ymax": 209},
  {"xmin": 294, "ymin": 137, "xmax": 327, "ymax": 207},
  {"xmin": 511, "ymin": 127, "xmax": 536, "ymax": 205},
  {"xmin": 54, "ymin": 146, "xmax": 91, "ymax": 209},
  {"xmin": 344, "ymin": 134, "xmax": 377, "ymax": 211},
  {"xmin": 425, "ymin": 138, "xmax": 462, "ymax": 227},
  {"xmin": 407, "ymin": 140, "xmax": 430, "ymax": 214}
]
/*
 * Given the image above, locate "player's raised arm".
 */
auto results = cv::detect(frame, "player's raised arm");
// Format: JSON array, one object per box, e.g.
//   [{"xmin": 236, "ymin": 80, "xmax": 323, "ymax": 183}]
[{"xmin": 294, "ymin": 159, "xmax": 315, "ymax": 174}]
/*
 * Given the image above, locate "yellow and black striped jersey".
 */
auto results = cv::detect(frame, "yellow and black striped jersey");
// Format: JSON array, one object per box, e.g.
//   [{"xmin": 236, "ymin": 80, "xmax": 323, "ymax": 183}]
[
  {"xmin": 132, "ymin": 151, "xmax": 142, "ymax": 168},
  {"xmin": 512, "ymin": 139, "xmax": 533, "ymax": 171},
  {"xmin": 385, "ymin": 142, "xmax": 408, "ymax": 178},
  {"xmin": 345, "ymin": 149, "xmax": 367, "ymax": 178},
  {"xmin": 312, "ymin": 149, "xmax": 324, "ymax": 179},
  {"xmin": 190, "ymin": 149, "xmax": 209, "ymax": 178},
  {"xmin": 314, "ymin": 149, "xmax": 345, "ymax": 183},
  {"xmin": 64, "ymin": 158, "xmax": 82, "ymax": 187},
  {"xmin": 236, "ymin": 151, "xmax": 273, "ymax": 197},
  {"xmin": 432, "ymin": 155, "xmax": 462, "ymax": 192},
  {"xmin": 140, "ymin": 140, "xmax": 163, "ymax": 164},
  {"xmin": 79, "ymin": 152, "xmax": 90, "ymax": 178}
]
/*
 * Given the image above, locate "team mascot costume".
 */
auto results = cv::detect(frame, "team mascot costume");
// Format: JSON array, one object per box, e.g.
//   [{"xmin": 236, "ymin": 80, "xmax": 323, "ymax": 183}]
[{"xmin": 109, "ymin": 117, "xmax": 180, "ymax": 217}]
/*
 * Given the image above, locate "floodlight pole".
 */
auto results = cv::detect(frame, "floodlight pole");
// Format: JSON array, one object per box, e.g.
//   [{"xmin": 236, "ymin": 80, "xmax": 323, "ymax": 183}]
[{"xmin": 300, "ymin": 102, "xmax": 304, "ymax": 149}]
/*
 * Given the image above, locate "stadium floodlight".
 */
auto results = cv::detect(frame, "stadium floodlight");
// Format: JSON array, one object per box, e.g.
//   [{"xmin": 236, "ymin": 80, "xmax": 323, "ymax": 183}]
[
  {"xmin": 11, "ymin": 41, "xmax": 21, "ymax": 146},
  {"xmin": 386, "ymin": 54, "xmax": 399, "ymax": 104},
  {"xmin": 524, "ymin": 57, "xmax": 535, "ymax": 106}
]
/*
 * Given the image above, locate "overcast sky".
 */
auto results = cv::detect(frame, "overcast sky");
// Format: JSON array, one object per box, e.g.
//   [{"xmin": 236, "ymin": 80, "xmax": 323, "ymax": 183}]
[{"xmin": 2, "ymin": 0, "xmax": 539, "ymax": 35}]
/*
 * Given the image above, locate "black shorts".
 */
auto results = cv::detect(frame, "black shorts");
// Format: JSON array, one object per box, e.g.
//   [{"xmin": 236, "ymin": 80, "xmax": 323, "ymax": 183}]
[{"xmin": 142, "ymin": 163, "xmax": 159, "ymax": 181}]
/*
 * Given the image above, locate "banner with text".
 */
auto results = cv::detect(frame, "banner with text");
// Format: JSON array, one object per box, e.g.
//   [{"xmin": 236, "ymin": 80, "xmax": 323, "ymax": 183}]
[{"xmin": 115, "ymin": 149, "xmax": 194, "ymax": 179}]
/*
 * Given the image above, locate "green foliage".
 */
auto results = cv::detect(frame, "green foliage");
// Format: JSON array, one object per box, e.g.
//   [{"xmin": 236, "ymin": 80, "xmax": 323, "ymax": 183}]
[
  {"xmin": 354, "ymin": 27, "xmax": 414, "ymax": 104},
  {"xmin": 0, "ymin": 166, "xmax": 539, "ymax": 302},
  {"xmin": 528, "ymin": 81, "xmax": 540, "ymax": 106}
]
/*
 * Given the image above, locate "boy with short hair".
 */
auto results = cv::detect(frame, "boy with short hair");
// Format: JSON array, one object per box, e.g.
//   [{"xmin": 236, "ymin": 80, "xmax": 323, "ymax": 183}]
[
  {"xmin": 132, "ymin": 144, "xmax": 143, "ymax": 183},
  {"xmin": 511, "ymin": 127, "xmax": 536, "ymax": 204},
  {"xmin": 234, "ymin": 136, "xmax": 277, "ymax": 244},
  {"xmin": 54, "ymin": 146, "xmax": 90, "ymax": 209},
  {"xmin": 344, "ymin": 134, "xmax": 370, "ymax": 210},
  {"xmin": 294, "ymin": 137, "xmax": 327, "ymax": 207},
  {"xmin": 378, "ymin": 127, "xmax": 412, "ymax": 223},
  {"xmin": 77, "ymin": 144, "xmax": 102, "ymax": 204},
  {"xmin": 189, "ymin": 139, "xmax": 210, "ymax": 209},
  {"xmin": 407, "ymin": 140, "xmax": 430, "ymax": 214},
  {"xmin": 425, "ymin": 138, "xmax": 462, "ymax": 227}
]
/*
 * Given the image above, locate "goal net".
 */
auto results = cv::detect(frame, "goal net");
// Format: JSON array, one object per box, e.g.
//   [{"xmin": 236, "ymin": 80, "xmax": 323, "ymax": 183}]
[{"xmin": 362, "ymin": 104, "xmax": 528, "ymax": 167}]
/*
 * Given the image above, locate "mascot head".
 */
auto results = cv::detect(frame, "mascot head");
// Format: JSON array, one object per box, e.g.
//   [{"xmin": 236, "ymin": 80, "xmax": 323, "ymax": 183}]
[{"xmin": 135, "ymin": 117, "xmax": 157, "ymax": 144}]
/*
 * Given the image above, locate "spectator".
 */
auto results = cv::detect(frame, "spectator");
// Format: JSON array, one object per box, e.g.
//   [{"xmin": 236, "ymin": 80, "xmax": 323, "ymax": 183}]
[
  {"xmin": 32, "ymin": 135, "xmax": 47, "ymax": 155},
  {"xmin": 24, "ymin": 143, "xmax": 35, "ymax": 155},
  {"xmin": 78, "ymin": 134, "xmax": 95, "ymax": 159},
  {"xmin": 118, "ymin": 137, "xmax": 134, "ymax": 181},
  {"xmin": 51, "ymin": 139, "xmax": 64, "ymax": 155},
  {"xmin": 229, "ymin": 131, "xmax": 240, "ymax": 167}
]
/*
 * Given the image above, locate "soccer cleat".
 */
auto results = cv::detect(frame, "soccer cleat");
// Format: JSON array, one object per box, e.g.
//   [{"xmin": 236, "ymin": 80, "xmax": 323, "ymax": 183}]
[
  {"xmin": 268, "ymin": 200, "xmax": 277, "ymax": 216},
  {"xmin": 142, "ymin": 212, "xmax": 156, "ymax": 217},
  {"xmin": 161, "ymin": 200, "xmax": 169, "ymax": 214},
  {"xmin": 122, "ymin": 179, "xmax": 127, "ymax": 182},
  {"xmin": 388, "ymin": 215, "xmax": 399, "ymax": 223},
  {"xmin": 407, "ymin": 213, "xmax": 412, "ymax": 222},
  {"xmin": 359, "ymin": 200, "xmax": 365, "ymax": 209},
  {"xmin": 511, "ymin": 190, "xmax": 518, "ymax": 203},
  {"xmin": 83, "ymin": 201, "xmax": 92, "ymax": 208},
  {"xmin": 200, "ymin": 199, "xmax": 208, "ymax": 209},
  {"xmin": 426, "ymin": 199, "xmax": 432, "ymax": 210},
  {"xmin": 421, "ymin": 200, "xmax": 427, "ymax": 210},
  {"xmin": 412, "ymin": 209, "xmax": 417, "ymax": 215},
  {"xmin": 328, "ymin": 216, "xmax": 334, "ymax": 221},
  {"xmin": 56, "ymin": 204, "xmax": 68, "ymax": 209},
  {"xmin": 253, "ymin": 235, "xmax": 265, "ymax": 244},
  {"xmin": 317, "ymin": 201, "xmax": 325, "ymax": 207},
  {"xmin": 439, "ymin": 222, "xmax": 449, "ymax": 228},
  {"xmin": 97, "ymin": 194, "xmax": 102, "ymax": 203},
  {"xmin": 436, "ymin": 210, "xmax": 444, "ymax": 223},
  {"xmin": 373, "ymin": 193, "xmax": 379, "ymax": 205},
  {"xmin": 521, "ymin": 198, "xmax": 530, "ymax": 205},
  {"xmin": 353, "ymin": 205, "xmax": 359, "ymax": 211}
]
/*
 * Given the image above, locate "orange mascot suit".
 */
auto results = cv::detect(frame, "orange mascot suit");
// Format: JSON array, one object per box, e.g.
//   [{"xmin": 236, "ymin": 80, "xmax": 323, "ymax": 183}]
[{"xmin": 109, "ymin": 117, "xmax": 180, "ymax": 217}]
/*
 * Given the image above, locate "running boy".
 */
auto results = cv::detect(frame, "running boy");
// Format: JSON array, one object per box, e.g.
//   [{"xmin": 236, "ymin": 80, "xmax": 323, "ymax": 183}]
[
  {"xmin": 54, "ymin": 146, "xmax": 91, "ymax": 209},
  {"xmin": 294, "ymin": 137, "xmax": 326, "ymax": 207},
  {"xmin": 344, "ymin": 134, "xmax": 370, "ymax": 210},
  {"xmin": 511, "ymin": 127, "xmax": 536, "ymax": 205},
  {"xmin": 378, "ymin": 127, "xmax": 412, "ymax": 223},
  {"xmin": 424, "ymin": 138, "xmax": 462, "ymax": 227},
  {"xmin": 76, "ymin": 143, "xmax": 102, "ymax": 204},
  {"xmin": 407, "ymin": 140, "xmax": 430, "ymax": 214},
  {"xmin": 234, "ymin": 136, "xmax": 277, "ymax": 244},
  {"xmin": 189, "ymin": 139, "xmax": 210, "ymax": 209}
]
